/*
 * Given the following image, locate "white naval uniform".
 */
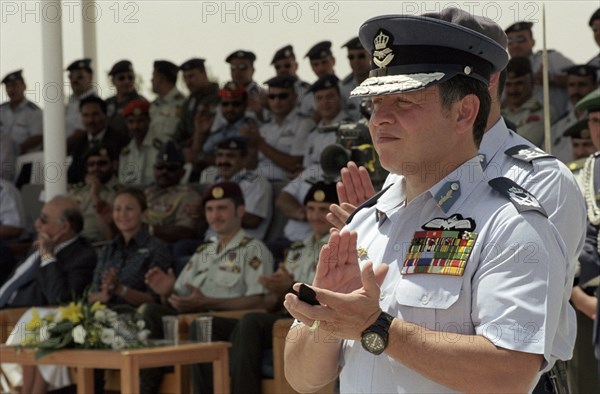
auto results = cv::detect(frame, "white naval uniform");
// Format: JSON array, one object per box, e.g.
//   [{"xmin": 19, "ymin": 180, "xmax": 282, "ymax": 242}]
[
  {"xmin": 257, "ymin": 109, "xmax": 311, "ymax": 181},
  {"xmin": 0, "ymin": 178, "xmax": 24, "ymax": 229},
  {"xmin": 342, "ymin": 156, "xmax": 574, "ymax": 393},
  {"xmin": 174, "ymin": 229, "xmax": 273, "ymax": 298},
  {"xmin": 0, "ymin": 99, "xmax": 43, "ymax": 149},
  {"xmin": 292, "ymin": 111, "xmax": 351, "ymax": 168}
]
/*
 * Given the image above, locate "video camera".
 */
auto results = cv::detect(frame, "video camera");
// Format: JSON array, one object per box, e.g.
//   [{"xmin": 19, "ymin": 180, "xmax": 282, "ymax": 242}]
[{"xmin": 320, "ymin": 118, "xmax": 388, "ymax": 190}]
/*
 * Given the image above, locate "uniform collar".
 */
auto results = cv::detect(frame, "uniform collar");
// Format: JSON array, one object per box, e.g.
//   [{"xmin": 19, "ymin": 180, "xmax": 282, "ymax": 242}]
[
  {"xmin": 478, "ymin": 118, "xmax": 511, "ymax": 170},
  {"xmin": 318, "ymin": 110, "xmax": 350, "ymax": 127},
  {"xmin": 216, "ymin": 228, "xmax": 247, "ymax": 256},
  {"xmin": 159, "ymin": 87, "xmax": 182, "ymax": 103}
]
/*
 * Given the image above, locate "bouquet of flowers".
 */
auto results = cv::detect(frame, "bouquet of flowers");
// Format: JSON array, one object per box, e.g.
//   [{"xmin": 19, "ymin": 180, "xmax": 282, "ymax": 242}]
[{"xmin": 21, "ymin": 300, "xmax": 150, "ymax": 359}]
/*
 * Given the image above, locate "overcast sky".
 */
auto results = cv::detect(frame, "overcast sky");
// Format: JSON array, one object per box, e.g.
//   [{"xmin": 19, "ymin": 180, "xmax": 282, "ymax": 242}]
[{"xmin": 1, "ymin": 0, "xmax": 598, "ymax": 106}]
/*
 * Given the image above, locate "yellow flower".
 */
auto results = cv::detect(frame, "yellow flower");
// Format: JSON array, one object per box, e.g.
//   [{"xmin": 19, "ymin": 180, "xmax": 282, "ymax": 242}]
[
  {"xmin": 25, "ymin": 308, "xmax": 42, "ymax": 331},
  {"xmin": 58, "ymin": 302, "xmax": 83, "ymax": 324},
  {"xmin": 91, "ymin": 301, "xmax": 106, "ymax": 312}
]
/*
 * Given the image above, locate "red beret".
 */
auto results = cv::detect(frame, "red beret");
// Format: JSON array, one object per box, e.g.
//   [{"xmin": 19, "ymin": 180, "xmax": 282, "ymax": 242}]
[
  {"xmin": 122, "ymin": 99, "xmax": 150, "ymax": 117},
  {"xmin": 219, "ymin": 81, "xmax": 246, "ymax": 100}
]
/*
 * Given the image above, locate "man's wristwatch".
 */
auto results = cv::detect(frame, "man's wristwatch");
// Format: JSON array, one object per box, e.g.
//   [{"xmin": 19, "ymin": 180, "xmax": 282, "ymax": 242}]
[{"xmin": 360, "ymin": 311, "xmax": 395, "ymax": 355}]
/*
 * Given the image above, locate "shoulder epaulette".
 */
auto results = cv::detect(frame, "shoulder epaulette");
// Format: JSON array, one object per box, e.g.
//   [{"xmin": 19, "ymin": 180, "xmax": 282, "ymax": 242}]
[
  {"xmin": 298, "ymin": 80, "xmax": 310, "ymax": 88},
  {"xmin": 153, "ymin": 138, "xmax": 163, "ymax": 150},
  {"xmin": 241, "ymin": 171, "xmax": 258, "ymax": 182},
  {"xmin": 120, "ymin": 146, "xmax": 130, "ymax": 156},
  {"xmin": 568, "ymin": 158, "xmax": 587, "ymax": 172},
  {"xmin": 528, "ymin": 101, "xmax": 542, "ymax": 112},
  {"xmin": 341, "ymin": 73, "xmax": 354, "ymax": 84},
  {"xmin": 345, "ymin": 184, "xmax": 394, "ymax": 225},
  {"xmin": 175, "ymin": 93, "xmax": 184, "ymax": 100},
  {"xmin": 195, "ymin": 241, "xmax": 212, "ymax": 253},
  {"xmin": 239, "ymin": 236, "xmax": 253, "ymax": 246},
  {"xmin": 289, "ymin": 241, "xmax": 304, "ymax": 250},
  {"xmin": 504, "ymin": 145, "xmax": 554, "ymax": 163},
  {"xmin": 68, "ymin": 182, "xmax": 86, "ymax": 191},
  {"xmin": 113, "ymin": 183, "xmax": 124, "ymax": 192},
  {"xmin": 488, "ymin": 177, "xmax": 547, "ymax": 217}
]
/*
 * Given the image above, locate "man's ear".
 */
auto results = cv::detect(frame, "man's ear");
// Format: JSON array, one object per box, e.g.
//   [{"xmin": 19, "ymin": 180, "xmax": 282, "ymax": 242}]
[{"xmin": 455, "ymin": 94, "xmax": 480, "ymax": 136}]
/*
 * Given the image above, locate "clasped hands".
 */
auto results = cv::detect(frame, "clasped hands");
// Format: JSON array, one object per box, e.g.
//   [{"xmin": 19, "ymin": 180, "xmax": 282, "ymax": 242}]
[{"xmin": 283, "ymin": 230, "xmax": 388, "ymax": 341}]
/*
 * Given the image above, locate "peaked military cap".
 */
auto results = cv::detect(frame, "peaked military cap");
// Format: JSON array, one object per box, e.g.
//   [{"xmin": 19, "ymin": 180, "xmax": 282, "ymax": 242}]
[
  {"xmin": 153, "ymin": 60, "xmax": 179, "ymax": 80},
  {"xmin": 67, "ymin": 58, "xmax": 92, "ymax": 73},
  {"xmin": 219, "ymin": 81, "xmax": 246, "ymax": 99},
  {"xmin": 589, "ymin": 8, "xmax": 600, "ymax": 26},
  {"xmin": 122, "ymin": 99, "xmax": 150, "ymax": 117},
  {"xmin": 563, "ymin": 64, "xmax": 599, "ymax": 78},
  {"xmin": 576, "ymin": 89, "xmax": 600, "ymax": 113},
  {"xmin": 350, "ymin": 7, "xmax": 509, "ymax": 98},
  {"xmin": 180, "ymin": 58, "xmax": 206, "ymax": 71},
  {"xmin": 563, "ymin": 118, "xmax": 591, "ymax": 139},
  {"xmin": 506, "ymin": 57, "xmax": 533, "ymax": 78},
  {"xmin": 217, "ymin": 136, "xmax": 249, "ymax": 153},
  {"xmin": 304, "ymin": 181, "xmax": 339, "ymax": 205},
  {"xmin": 264, "ymin": 74, "xmax": 297, "ymax": 89},
  {"xmin": 342, "ymin": 37, "xmax": 364, "ymax": 50},
  {"xmin": 109, "ymin": 60, "xmax": 133, "ymax": 76},
  {"xmin": 83, "ymin": 143, "xmax": 117, "ymax": 162},
  {"xmin": 203, "ymin": 181, "xmax": 244, "ymax": 206},
  {"xmin": 156, "ymin": 140, "xmax": 185, "ymax": 163},
  {"xmin": 271, "ymin": 45, "xmax": 295, "ymax": 64},
  {"xmin": 226, "ymin": 50, "xmax": 256, "ymax": 63},
  {"xmin": 505, "ymin": 21, "xmax": 533, "ymax": 33},
  {"xmin": 309, "ymin": 74, "xmax": 340, "ymax": 93},
  {"xmin": 305, "ymin": 41, "xmax": 333, "ymax": 60},
  {"xmin": 2, "ymin": 70, "xmax": 23, "ymax": 84}
]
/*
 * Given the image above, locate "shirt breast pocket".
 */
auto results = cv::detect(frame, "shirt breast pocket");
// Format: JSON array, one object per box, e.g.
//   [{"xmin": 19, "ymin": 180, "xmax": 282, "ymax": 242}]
[
  {"xmin": 393, "ymin": 274, "xmax": 466, "ymax": 331},
  {"xmin": 213, "ymin": 269, "xmax": 242, "ymax": 288}
]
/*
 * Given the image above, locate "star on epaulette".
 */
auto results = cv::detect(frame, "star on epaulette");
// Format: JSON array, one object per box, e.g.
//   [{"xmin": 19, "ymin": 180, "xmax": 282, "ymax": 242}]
[
  {"xmin": 239, "ymin": 236, "xmax": 252, "ymax": 246},
  {"xmin": 289, "ymin": 242, "xmax": 304, "ymax": 250},
  {"xmin": 153, "ymin": 138, "xmax": 163, "ymax": 150},
  {"xmin": 568, "ymin": 158, "xmax": 586, "ymax": 172},
  {"xmin": 357, "ymin": 247, "xmax": 369, "ymax": 258},
  {"xmin": 120, "ymin": 146, "xmax": 130, "ymax": 156},
  {"xmin": 249, "ymin": 256, "xmax": 262, "ymax": 270}
]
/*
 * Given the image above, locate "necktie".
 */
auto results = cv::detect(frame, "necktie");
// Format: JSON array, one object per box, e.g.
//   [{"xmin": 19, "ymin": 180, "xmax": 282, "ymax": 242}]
[{"xmin": 0, "ymin": 252, "xmax": 41, "ymax": 308}]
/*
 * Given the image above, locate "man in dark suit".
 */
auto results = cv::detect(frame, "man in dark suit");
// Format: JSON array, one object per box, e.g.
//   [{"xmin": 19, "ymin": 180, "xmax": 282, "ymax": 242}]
[
  {"xmin": 0, "ymin": 195, "xmax": 97, "ymax": 308},
  {"xmin": 67, "ymin": 95, "xmax": 130, "ymax": 184}
]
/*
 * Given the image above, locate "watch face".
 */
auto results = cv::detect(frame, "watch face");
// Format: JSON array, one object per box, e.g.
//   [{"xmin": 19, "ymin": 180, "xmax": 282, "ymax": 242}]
[{"xmin": 362, "ymin": 332, "xmax": 385, "ymax": 354}]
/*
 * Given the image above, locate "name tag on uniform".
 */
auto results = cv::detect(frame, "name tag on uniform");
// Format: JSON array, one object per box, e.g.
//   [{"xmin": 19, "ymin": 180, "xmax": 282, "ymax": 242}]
[{"xmin": 402, "ymin": 230, "xmax": 477, "ymax": 276}]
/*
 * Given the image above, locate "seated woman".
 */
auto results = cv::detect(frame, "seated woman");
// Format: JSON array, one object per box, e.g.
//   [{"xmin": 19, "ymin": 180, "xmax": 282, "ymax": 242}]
[
  {"xmin": 88, "ymin": 187, "xmax": 173, "ymax": 307},
  {"xmin": 19, "ymin": 188, "xmax": 172, "ymax": 394}
]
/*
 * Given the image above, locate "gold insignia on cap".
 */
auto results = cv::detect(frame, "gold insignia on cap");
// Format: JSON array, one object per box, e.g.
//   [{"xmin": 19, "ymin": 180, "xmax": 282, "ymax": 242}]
[
  {"xmin": 582, "ymin": 128, "xmax": 591, "ymax": 139},
  {"xmin": 133, "ymin": 108, "xmax": 141, "ymax": 116},
  {"xmin": 100, "ymin": 148, "xmax": 108, "ymax": 157},
  {"xmin": 372, "ymin": 30, "xmax": 394, "ymax": 68},
  {"xmin": 313, "ymin": 190, "xmax": 325, "ymax": 202},
  {"xmin": 212, "ymin": 186, "xmax": 224, "ymax": 199}
]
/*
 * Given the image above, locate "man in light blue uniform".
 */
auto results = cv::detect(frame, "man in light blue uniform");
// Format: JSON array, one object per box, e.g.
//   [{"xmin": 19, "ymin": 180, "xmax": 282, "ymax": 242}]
[{"xmin": 283, "ymin": 9, "xmax": 580, "ymax": 393}]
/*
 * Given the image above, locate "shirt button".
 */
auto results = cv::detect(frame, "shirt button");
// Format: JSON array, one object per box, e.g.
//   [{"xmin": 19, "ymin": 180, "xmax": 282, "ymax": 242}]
[{"xmin": 421, "ymin": 295, "xmax": 429, "ymax": 305}]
